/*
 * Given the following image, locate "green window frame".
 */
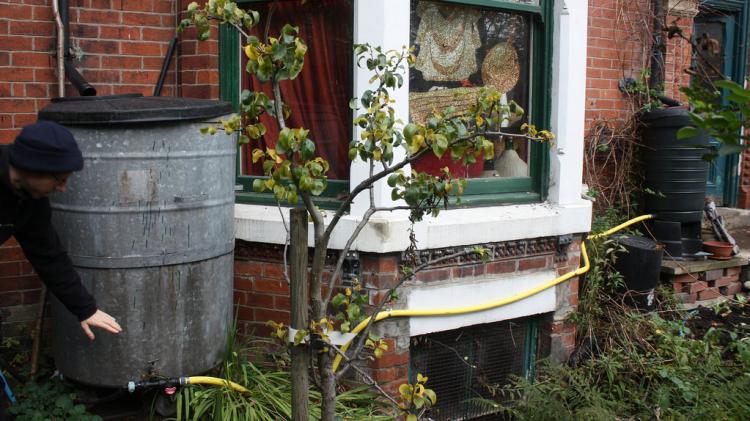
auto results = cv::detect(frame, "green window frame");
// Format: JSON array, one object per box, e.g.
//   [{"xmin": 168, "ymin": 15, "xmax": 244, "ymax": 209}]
[
  {"xmin": 435, "ymin": 0, "xmax": 553, "ymax": 206},
  {"xmin": 219, "ymin": 0, "xmax": 553, "ymax": 208}
]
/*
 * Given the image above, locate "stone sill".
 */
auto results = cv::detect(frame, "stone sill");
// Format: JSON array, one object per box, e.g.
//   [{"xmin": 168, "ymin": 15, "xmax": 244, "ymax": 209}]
[{"xmin": 234, "ymin": 200, "xmax": 593, "ymax": 253}]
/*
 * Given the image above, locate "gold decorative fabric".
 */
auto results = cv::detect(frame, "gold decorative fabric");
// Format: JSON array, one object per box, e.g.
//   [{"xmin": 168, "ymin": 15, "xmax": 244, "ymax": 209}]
[
  {"xmin": 481, "ymin": 42, "xmax": 520, "ymax": 93},
  {"xmin": 409, "ymin": 87, "xmax": 483, "ymax": 125},
  {"xmin": 414, "ymin": 1, "xmax": 482, "ymax": 81}
]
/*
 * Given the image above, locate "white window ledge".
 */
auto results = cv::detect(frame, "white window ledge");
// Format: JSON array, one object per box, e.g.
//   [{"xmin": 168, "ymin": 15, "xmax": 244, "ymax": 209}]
[{"xmin": 234, "ymin": 199, "xmax": 592, "ymax": 253}]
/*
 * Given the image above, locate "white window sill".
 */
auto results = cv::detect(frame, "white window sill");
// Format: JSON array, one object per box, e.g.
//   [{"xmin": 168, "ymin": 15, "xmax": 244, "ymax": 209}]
[{"xmin": 234, "ymin": 199, "xmax": 592, "ymax": 253}]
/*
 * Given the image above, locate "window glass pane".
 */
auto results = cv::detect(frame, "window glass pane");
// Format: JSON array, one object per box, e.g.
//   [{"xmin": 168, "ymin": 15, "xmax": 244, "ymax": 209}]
[
  {"xmin": 409, "ymin": 0, "xmax": 531, "ymax": 179},
  {"xmin": 241, "ymin": 0, "xmax": 353, "ymax": 180}
]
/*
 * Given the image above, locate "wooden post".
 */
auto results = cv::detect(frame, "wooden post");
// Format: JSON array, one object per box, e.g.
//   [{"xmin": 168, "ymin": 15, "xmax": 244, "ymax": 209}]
[{"xmin": 290, "ymin": 207, "xmax": 309, "ymax": 421}]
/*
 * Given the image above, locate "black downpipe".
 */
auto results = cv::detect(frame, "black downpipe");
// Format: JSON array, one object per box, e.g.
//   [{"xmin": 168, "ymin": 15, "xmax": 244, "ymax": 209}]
[
  {"xmin": 59, "ymin": 0, "xmax": 96, "ymax": 96},
  {"xmin": 649, "ymin": 0, "xmax": 665, "ymax": 91},
  {"xmin": 153, "ymin": 37, "xmax": 178, "ymax": 96}
]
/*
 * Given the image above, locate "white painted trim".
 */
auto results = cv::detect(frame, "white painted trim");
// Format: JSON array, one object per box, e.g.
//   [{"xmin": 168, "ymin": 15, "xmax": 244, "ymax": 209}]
[
  {"xmin": 234, "ymin": 199, "xmax": 591, "ymax": 252},
  {"xmin": 548, "ymin": 0, "xmax": 588, "ymax": 205},
  {"xmin": 405, "ymin": 270, "xmax": 558, "ymax": 336}
]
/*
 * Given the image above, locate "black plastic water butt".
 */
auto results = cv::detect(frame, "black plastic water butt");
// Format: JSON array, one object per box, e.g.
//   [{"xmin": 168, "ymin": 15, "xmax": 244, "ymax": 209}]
[
  {"xmin": 613, "ymin": 235, "xmax": 664, "ymax": 311},
  {"xmin": 639, "ymin": 107, "xmax": 708, "ymax": 258}
]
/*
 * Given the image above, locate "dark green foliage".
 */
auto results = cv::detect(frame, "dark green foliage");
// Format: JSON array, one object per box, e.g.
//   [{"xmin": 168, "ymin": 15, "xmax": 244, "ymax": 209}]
[
  {"xmin": 679, "ymin": 80, "xmax": 750, "ymax": 161},
  {"xmin": 8, "ymin": 380, "xmax": 102, "ymax": 421},
  {"xmin": 491, "ymin": 214, "xmax": 750, "ymax": 420}
]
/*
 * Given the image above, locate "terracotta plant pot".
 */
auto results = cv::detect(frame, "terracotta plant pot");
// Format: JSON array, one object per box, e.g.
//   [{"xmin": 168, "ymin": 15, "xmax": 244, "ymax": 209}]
[{"xmin": 703, "ymin": 241, "xmax": 734, "ymax": 260}]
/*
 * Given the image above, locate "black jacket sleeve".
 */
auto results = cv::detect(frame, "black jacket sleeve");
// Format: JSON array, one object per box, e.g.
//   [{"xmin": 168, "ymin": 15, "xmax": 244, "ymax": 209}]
[{"xmin": 14, "ymin": 200, "xmax": 97, "ymax": 321}]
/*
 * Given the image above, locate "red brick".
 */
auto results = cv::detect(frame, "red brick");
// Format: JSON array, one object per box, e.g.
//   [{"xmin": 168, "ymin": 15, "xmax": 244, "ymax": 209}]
[
  {"xmin": 416, "ymin": 268, "xmax": 451, "ymax": 283},
  {"xmin": 122, "ymin": 70, "xmax": 159, "ymax": 84},
  {"xmin": 122, "ymin": 12, "xmax": 163, "ymax": 27},
  {"xmin": 121, "ymin": 41, "xmax": 163, "ymax": 56},
  {"xmin": 79, "ymin": 9, "xmax": 120, "ymax": 24},
  {"xmin": 361, "ymin": 254, "xmax": 399, "ymax": 274},
  {"xmin": 487, "ymin": 260, "xmax": 516, "ymax": 274},
  {"xmin": 274, "ymin": 295, "xmax": 290, "ymax": 309},
  {"xmin": 254, "ymin": 279, "xmax": 289, "ymax": 294},
  {"xmin": 22, "ymin": 289, "xmax": 41, "ymax": 304},
  {"xmin": 519, "ymin": 256, "xmax": 548, "ymax": 271},
  {"xmin": 451, "ymin": 265, "xmax": 475, "ymax": 278},
  {"xmin": 0, "ymin": 246, "xmax": 25, "ymax": 261},
  {"xmin": 121, "ymin": 0, "xmax": 154, "ymax": 12},
  {"xmin": 673, "ymin": 292, "xmax": 697, "ymax": 304},
  {"xmin": 247, "ymin": 292, "xmax": 274, "ymax": 309},
  {"xmin": 9, "ymin": 21, "xmax": 54, "ymax": 36},
  {"xmin": 698, "ymin": 287, "xmax": 721, "ymax": 301},
  {"xmin": 0, "ymin": 262, "xmax": 20, "ymax": 277},
  {"xmin": 712, "ymin": 276, "xmax": 735, "ymax": 288},
  {"xmin": 99, "ymin": 56, "xmax": 140, "ymax": 71},
  {"xmin": 0, "ymin": 4, "xmax": 33, "ymax": 20},
  {"xmin": 0, "ymin": 68, "xmax": 35, "ymax": 83},
  {"xmin": 100, "ymin": 26, "xmax": 141, "ymax": 41},
  {"xmin": 79, "ymin": 39, "xmax": 120, "ymax": 55},
  {"xmin": 11, "ymin": 52, "xmax": 51, "ymax": 68},
  {"xmin": 254, "ymin": 308, "xmax": 289, "ymax": 324},
  {"xmin": 726, "ymin": 282, "xmax": 743, "ymax": 297},
  {"xmin": 234, "ymin": 277, "xmax": 253, "ymax": 291},
  {"xmin": 686, "ymin": 281, "xmax": 708, "ymax": 294},
  {"xmin": 370, "ymin": 350, "xmax": 409, "ymax": 369},
  {"xmin": 71, "ymin": 24, "xmax": 100, "ymax": 39},
  {"xmin": 724, "ymin": 267, "xmax": 741, "ymax": 277},
  {"xmin": 235, "ymin": 260, "xmax": 261, "ymax": 276},
  {"xmin": 233, "ymin": 291, "xmax": 247, "ymax": 306},
  {"xmin": 0, "ymin": 292, "xmax": 23, "ymax": 307},
  {"xmin": 32, "ymin": 5, "xmax": 53, "ymax": 20},
  {"xmin": 703, "ymin": 269, "xmax": 723, "ymax": 281},
  {"xmin": 372, "ymin": 367, "xmax": 397, "ymax": 383},
  {"xmin": 142, "ymin": 27, "xmax": 174, "ymax": 41},
  {"xmin": 263, "ymin": 263, "xmax": 286, "ymax": 279},
  {"xmin": 236, "ymin": 305, "xmax": 253, "ymax": 321},
  {"xmin": 672, "ymin": 273, "xmax": 700, "ymax": 284}
]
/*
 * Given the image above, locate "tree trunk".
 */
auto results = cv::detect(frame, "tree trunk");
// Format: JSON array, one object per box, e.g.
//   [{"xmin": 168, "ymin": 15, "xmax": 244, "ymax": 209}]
[
  {"xmin": 290, "ymin": 208, "xmax": 310, "ymax": 421},
  {"xmin": 318, "ymin": 352, "xmax": 337, "ymax": 421}
]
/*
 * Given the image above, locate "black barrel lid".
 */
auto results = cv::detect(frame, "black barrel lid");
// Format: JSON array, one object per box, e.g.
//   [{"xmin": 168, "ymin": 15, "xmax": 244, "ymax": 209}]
[
  {"xmin": 39, "ymin": 94, "xmax": 233, "ymax": 125},
  {"xmin": 637, "ymin": 106, "xmax": 693, "ymax": 128},
  {"xmin": 615, "ymin": 234, "xmax": 662, "ymax": 251}
]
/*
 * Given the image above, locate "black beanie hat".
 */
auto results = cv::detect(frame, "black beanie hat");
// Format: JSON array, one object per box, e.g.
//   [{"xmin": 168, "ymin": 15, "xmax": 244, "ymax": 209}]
[{"xmin": 10, "ymin": 120, "xmax": 84, "ymax": 173}]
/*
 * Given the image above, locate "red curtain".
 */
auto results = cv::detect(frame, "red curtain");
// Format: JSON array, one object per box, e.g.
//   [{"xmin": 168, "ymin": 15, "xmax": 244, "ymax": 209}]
[{"xmin": 242, "ymin": 0, "xmax": 352, "ymax": 180}]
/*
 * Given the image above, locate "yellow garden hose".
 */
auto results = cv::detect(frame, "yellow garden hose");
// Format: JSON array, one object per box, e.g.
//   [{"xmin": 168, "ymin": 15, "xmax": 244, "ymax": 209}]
[
  {"xmin": 331, "ymin": 214, "xmax": 655, "ymax": 372},
  {"xmin": 184, "ymin": 376, "xmax": 249, "ymax": 393},
  {"xmin": 127, "ymin": 375, "xmax": 249, "ymax": 394}
]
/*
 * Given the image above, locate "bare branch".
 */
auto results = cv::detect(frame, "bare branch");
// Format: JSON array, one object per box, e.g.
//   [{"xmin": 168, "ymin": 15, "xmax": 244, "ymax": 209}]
[
  {"xmin": 338, "ymin": 248, "xmax": 481, "ymax": 378},
  {"xmin": 276, "ymin": 202, "xmax": 292, "ymax": 283},
  {"xmin": 328, "ymin": 342, "xmax": 401, "ymax": 408},
  {"xmin": 323, "ymin": 205, "xmax": 414, "ymax": 305}
]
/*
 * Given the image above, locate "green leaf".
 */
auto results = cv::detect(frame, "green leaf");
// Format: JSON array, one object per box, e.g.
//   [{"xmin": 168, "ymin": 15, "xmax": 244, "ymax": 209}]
[
  {"xmin": 424, "ymin": 389, "xmax": 437, "ymax": 405},
  {"xmin": 252, "ymin": 178, "xmax": 265, "ymax": 192},
  {"xmin": 300, "ymin": 138, "xmax": 315, "ymax": 161},
  {"xmin": 676, "ymin": 126, "xmax": 698, "ymax": 140}
]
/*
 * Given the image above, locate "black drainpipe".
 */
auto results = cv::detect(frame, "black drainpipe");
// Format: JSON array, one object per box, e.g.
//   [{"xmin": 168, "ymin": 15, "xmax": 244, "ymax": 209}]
[
  {"xmin": 649, "ymin": 0, "xmax": 665, "ymax": 91},
  {"xmin": 59, "ymin": 0, "xmax": 96, "ymax": 96}
]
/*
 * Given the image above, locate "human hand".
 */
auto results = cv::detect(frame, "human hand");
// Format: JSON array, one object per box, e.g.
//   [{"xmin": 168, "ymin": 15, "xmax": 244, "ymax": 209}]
[{"xmin": 80, "ymin": 309, "xmax": 123, "ymax": 340}]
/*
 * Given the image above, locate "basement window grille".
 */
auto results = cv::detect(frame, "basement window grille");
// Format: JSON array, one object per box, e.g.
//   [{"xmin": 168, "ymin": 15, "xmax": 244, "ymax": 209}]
[{"xmin": 409, "ymin": 315, "xmax": 541, "ymax": 420}]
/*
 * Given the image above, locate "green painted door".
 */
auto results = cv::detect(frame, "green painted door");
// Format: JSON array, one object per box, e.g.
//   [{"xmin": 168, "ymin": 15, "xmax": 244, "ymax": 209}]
[
  {"xmin": 693, "ymin": 0, "xmax": 750, "ymax": 206},
  {"xmin": 693, "ymin": 15, "xmax": 738, "ymax": 206}
]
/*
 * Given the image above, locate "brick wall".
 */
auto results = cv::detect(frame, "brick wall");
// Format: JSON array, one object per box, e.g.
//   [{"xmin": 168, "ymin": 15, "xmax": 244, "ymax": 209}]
[
  {"xmin": 0, "ymin": 0, "xmax": 221, "ymax": 144},
  {"xmin": 586, "ymin": 0, "xmax": 652, "ymax": 127}
]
